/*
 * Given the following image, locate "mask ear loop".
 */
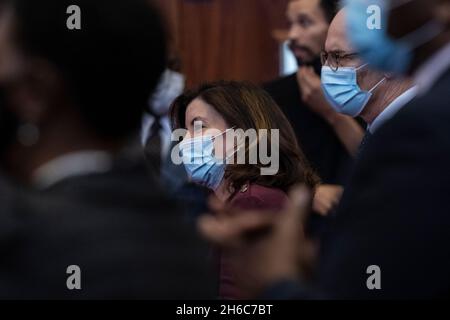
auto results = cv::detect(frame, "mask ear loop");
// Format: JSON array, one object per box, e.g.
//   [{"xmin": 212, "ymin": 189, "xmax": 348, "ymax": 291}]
[
  {"xmin": 369, "ymin": 77, "xmax": 387, "ymax": 93},
  {"xmin": 355, "ymin": 63, "xmax": 369, "ymax": 71},
  {"xmin": 210, "ymin": 127, "xmax": 237, "ymax": 161},
  {"xmin": 183, "ymin": 126, "xmax": 236, "ymax": 150},
  {"xmin": 225, "ymin": 129, "xmax": 269, "ymax": 166},
  {"xmin": 354, "ymin": 63, "xmax": 386, "ymax": 93},
  {"xmin": 226, "ymin": 134, "xmax": 256, "ymax": 164},
  {"xmin": 219, "ymin": 127, "xmax": 259, "ymax": 165},
  {"xmin": 212, "ymin": 126, "xmax": 236, "ymax": 140}
]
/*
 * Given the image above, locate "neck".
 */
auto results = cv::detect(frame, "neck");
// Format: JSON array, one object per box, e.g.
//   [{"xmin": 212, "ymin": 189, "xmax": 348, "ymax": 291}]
[{"xmin": 361, "ymin": 78, "xmax": 413, "ymax": 125}]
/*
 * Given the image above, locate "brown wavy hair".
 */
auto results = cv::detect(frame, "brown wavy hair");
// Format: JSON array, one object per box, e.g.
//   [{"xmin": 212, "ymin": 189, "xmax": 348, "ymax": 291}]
[{"xmin": 170, "ymin": 81, "xmax": 319, "ymax": 194}]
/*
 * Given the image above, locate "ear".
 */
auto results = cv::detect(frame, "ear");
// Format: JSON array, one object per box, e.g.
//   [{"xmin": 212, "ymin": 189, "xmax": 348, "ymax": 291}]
[{"xmin": 10, "ymin": 59, "xmax": 65, "ymax": 125}]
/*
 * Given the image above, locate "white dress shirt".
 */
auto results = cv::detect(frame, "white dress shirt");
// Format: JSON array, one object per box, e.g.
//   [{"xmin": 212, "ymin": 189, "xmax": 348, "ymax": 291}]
[
  {"xmin": 32, "ymin": 150, "xmax": 113, "ymax": 190},
  {"xmin": 140, "ymin": 114, "xmax": 172, "ymax": 159},
  {"xmin": 140, "ymin": 69, "xmax": 185, "ymax": 160},
  {"xmin": 368, "ymin": 42, "xmax": 450, "ymax": 133}
]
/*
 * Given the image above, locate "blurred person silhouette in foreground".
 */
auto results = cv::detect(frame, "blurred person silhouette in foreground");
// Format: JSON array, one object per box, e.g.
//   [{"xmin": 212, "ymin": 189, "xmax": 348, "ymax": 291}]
[{"xmin": 0, "ymin": 0, "xmax": 213, "ymax": 299}]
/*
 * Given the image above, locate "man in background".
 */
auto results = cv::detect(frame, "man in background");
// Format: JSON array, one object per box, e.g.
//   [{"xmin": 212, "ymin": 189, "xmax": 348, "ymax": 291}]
[
  {"xmin": 264, "ymin": 0, "xmax": 364, "ymax": 216},
  {"xmin": 321, "ymin": 9, "xmax": 416, "ymax": 154}
]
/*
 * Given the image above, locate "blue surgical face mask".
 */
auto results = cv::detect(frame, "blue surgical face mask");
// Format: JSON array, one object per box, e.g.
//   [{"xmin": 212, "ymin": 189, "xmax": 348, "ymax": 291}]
[
  {"xmin": 345, "ymin": 0, "xmax": 444, "ymax": 74},
  {"xmin": 179, "ymin": 128, "xmax": 236, "ymax": 190},
  {"xmin": 321, "ymin": 64, "xmax": 386, "ymax": 117}
]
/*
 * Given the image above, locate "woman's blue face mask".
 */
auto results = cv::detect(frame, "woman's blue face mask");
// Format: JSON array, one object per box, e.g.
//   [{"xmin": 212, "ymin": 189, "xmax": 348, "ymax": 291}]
[
  {"xmin": 321, "ymin": 63, "xmax": 386, "ymax": 117},
  {"xmin": 179, "ymin": 128, "xmax": 237, "ymax": 191}
]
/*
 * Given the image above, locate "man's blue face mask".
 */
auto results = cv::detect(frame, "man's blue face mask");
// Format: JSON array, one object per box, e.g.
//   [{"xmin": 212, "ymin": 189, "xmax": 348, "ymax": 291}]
[
  {"xmin": 321, "ymin": 64, "xmax": 386, "ymax": 117},
  {"xmin": 345, "ymin": 0, "xmax": 443, "ymax": 74}
]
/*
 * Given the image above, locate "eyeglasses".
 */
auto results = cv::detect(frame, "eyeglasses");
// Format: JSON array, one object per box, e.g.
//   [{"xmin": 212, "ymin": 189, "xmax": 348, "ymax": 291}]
[{"xmin": 320, "ymin": 50, "xmax": 359, "ymax": 72}]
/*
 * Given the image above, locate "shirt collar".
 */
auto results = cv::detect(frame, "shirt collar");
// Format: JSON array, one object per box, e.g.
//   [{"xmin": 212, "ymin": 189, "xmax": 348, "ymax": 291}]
[
  {"xmin": 368, "ymin": 86, "xmax": 418, "ymax": 133},
  {"xmin": 32, "ymin": 150, "xmax": 113, "ymax": 190},
  {"xmin": 414, "ymin": 42, "xmax": 450, "ymax": 96}
]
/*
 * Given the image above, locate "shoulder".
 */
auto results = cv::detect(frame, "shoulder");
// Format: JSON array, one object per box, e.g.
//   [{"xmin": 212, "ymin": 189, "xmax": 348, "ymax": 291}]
[
  {"xmin": 230, "ymin": 184, "xmax": 289, "ymax": 211},
  {"xmin": 263, "ymin": 73, "xmax": 297, "ymax": 91},
  {"xmin": 351, "ymin": 71, "xmax": 450, "ymax": 188},
  {"xmin": 263, "ymin": 73, "xmax": 299, "ymax": 98},
  {"xmin": 393, "ymin": 70, "xmax": 450, "ymax": 124},
  {"xmin": 373, "ymin": 73, "xmax": 450, "ymax": 150},
  {"xmin": 263, "ymin": 73, "xmax": 302, "ymax": 111}
]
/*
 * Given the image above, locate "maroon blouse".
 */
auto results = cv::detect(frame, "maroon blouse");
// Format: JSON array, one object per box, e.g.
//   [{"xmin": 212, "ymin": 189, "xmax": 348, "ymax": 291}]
[{"xmin": 218, "ymin": 183, "xmax": 289, "ymax": 300}]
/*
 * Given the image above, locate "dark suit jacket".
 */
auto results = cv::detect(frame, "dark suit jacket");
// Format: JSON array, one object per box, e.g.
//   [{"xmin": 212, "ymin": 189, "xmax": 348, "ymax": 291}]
[
  {"xmin": 264, "ymin": 74, "xmax": 354, "ymax": 184},
  {"xmin": 271, "ymin": 68, "xmax": 450, "ymax": 299},
  {"xmin": 0, "ymin": 152, "xmax": 215, "ymax": 299}
]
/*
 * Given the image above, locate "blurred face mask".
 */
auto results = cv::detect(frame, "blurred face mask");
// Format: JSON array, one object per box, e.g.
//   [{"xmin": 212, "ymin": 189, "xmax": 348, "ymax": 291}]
[
  {"xmin": 150, "ymin": 69, "xmax": 185, "ymax": 116},
  {"xmin": 179, "ymin": 128, "xmax": 238, "ymax": 191},
  {"xmin": 321, "ymin": 64, "xmax": 386, "ymax": 117},
  {"xmin": 345, "ymin": 0, "xmax": 444, "ymax": 74}
]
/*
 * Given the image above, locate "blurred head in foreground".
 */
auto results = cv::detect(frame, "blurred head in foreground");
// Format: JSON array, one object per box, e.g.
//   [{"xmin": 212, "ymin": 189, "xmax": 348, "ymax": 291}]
[
  {"xmin": 0, "ymin": 0, "xmax": 167, "ymax": 184},
  {"xmin": 345, "ymin": 0, "xmax": 450, "ymax": 75}
]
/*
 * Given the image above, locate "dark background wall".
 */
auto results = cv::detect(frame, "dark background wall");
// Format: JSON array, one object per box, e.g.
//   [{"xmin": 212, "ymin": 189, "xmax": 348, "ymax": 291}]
[{"xmin": 154, "ymin": 0, "xmax": 291, "ymax": 88}]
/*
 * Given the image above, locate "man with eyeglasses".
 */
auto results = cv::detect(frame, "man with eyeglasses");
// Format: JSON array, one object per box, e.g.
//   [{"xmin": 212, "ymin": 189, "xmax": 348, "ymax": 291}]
[
  {"xmin": 264, "ymin": 0, "xmax": 364, "ymax": 217},
  {"xmin": 320, "ymin": 9, "xmax": 417, "ymax": 154}
]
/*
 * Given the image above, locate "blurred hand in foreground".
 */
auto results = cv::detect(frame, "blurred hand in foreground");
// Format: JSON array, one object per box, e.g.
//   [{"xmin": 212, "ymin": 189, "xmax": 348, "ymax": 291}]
[
  {"xmin": 313, "ymin": 184, "xmax": 344, "ymax": 216},
  {"xmin": 198, "ymin": 186, "xmax": 316, "ymax": 298}
]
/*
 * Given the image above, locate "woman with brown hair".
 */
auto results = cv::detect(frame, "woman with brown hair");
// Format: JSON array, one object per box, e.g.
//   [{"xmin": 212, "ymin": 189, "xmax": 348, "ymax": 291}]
[{"xmin": 170, "ymin": 81, "xmax": 319, "ymax": 299}]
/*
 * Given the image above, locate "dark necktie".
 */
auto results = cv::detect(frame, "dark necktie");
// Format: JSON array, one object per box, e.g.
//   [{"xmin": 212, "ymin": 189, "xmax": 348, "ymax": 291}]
[{"xmin": 144, "ymin": 115, "xmax": 162, "ymax": 175}]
